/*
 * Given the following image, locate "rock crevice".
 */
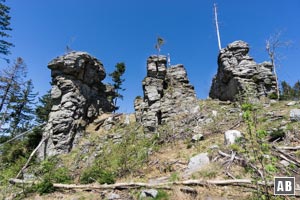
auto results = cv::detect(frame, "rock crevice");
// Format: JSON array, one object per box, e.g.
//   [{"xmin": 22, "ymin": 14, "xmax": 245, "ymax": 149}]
[
  {"xmin": 209, "ymin": 40, "xmax": 277, "ymax": 101},
  {"xmin": 38, "ymin": 52, "xmax": 114, "ymax": 159},
  {"xmin": 134, "ymin": 55, "xmax": 198, "ymax": 132}
]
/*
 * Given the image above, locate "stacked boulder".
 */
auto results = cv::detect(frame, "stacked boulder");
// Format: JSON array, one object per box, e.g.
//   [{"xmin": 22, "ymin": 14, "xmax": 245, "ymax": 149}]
[
  {"xmin": 209, "ymin": 40, "xmax": 277, "ymax": 101},
  {"xmin": 38, "ymin": 52, "xmax": 114, "ymax": 159},
  {"xmin": 134, "ymin": 55, "xmax": 198, "ymax": 132}
]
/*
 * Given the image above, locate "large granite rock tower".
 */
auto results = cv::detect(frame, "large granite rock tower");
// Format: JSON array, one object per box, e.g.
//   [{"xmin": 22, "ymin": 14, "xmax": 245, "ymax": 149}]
[
  {"xmin": 209, "ymin": 40, "xmax": 278, "ymax": 101},
  {"xmin": 134, "ymin": 55, "xmax": 198, "ymax": 132},
  {"xmin": 38, "ymin": 52, "xmax": 114, "ymax": 159}
]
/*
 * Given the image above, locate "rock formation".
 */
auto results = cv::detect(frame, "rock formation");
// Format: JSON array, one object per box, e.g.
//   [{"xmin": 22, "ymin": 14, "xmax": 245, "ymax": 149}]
[
  {"xmin": 134, "ymin": 55, "xmax": 199, "ymax": 132},
  {"xmin": 209, "ymin": 40, "xmax": 277, "ymax": 101},
  {"xmin": 38, "ymin": 52, "xmax": 114, "ymax": 159}
]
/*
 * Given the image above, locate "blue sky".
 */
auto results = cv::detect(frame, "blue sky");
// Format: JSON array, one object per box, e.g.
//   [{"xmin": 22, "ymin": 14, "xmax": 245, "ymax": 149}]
[{"xmin": 1, "ymin": 0, "xmax": 300, "ymax": 113}]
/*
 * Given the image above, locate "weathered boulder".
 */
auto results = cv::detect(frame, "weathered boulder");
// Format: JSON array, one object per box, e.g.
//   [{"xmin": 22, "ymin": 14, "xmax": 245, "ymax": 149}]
[
  {"xmin": 134, "ymin": 55, "xmax": 198, "ymax": 132},
  {"xmin": 38, "ymin": 52, "xmax": 114, "ymax": 159},
  {"xmin": 184, "ymin": 153, "xmax": 210, "ymax": 176},
  {"xmin": 140, "ymin": 189, "xmax": 159, "ymax": 198},
  {"xmin": 210, "ymin": 40, "xmax": 277, "ymax": 101},
  {"xmin": 290, "ymin": 109, "xmax": 300, "ymax": 122},
  {"xmin": 224, "ymin": 130, "xmax": 242, "ymax": 145}
]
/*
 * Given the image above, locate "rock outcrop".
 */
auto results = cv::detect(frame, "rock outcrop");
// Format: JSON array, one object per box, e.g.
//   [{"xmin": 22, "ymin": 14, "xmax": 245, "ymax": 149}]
[
  {"xmin": 38, "ymin": 52, "xmax": 114, "ymax": 159},
  {"xmin": 134, "ymin": 55, "xmax": 199, "ymax": 132},
  {"xmin": 210, "ymin": 40, "xmax": 277, "ymax": 101}
]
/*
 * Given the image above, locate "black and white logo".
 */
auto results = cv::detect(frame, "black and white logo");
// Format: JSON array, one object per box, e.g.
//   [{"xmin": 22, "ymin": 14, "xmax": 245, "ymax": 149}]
[{"xmin": 274, "ymin": 177, "xmax": 295, "ymax": 195}]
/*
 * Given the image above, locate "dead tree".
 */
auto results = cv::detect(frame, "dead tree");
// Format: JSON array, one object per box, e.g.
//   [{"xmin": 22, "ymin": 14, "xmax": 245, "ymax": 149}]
[
  {"xmin": 266, "ymin": 31, "xmax": 291, "ymax": 100},
  {"xmin": 214, "ymin": 3, "xmax": 222, "ymax": 51}
]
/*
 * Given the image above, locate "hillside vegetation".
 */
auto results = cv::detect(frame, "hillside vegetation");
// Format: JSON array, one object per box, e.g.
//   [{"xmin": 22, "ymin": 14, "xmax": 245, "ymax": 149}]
[{"xmin": 1, "ymin": 99, "xmax": 300, "ymax": 199}]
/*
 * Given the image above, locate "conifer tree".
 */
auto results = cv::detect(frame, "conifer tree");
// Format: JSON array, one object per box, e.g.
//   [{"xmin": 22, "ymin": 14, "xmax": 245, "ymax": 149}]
[
  {"xmin": 109, "ymin": 62, "xmax": 126, "ymax": 111},
  {"xmin": 0, "ymin": 58, "xmax": 26, "ymax": 130},
  {"xmin": 293, "ymin": 81, "xmax": 300, "ymax": 100},
  {"xmin": 0, "ymin": 0, "xmax": 13, "ymax": 60},
  {"xmin": 35, "ymin": 90, "xmax": 52, "ymax": 123},
  {"xmin": 7, "ymin": 79, "xmax": 37, "ymax": 136},
  {"xmin": 280, "ymin": 81, "xmax": 293, "ymax": 100}
]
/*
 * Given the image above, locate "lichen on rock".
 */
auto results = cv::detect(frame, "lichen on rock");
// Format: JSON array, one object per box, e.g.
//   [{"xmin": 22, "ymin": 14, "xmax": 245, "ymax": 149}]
[
  {"xmin": 209, "ymin": 40, "xmax": 278, "ymax": 101},
  {"xmin": 134, "ymin": 55, "xmax": 199, "ymax": 132},
  {"xmin": 38, "ymin": 51, "xmax": 114, "ymax": 159}
]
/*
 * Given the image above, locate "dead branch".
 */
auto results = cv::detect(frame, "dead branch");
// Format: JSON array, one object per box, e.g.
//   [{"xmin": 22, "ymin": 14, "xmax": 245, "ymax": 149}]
[
  {"xmin": 15, "ymin": 135, "xmax": 49, "ymax": 179},
  {"xmin": 94, "ymin": 113, "xmax": 123, "ymax": 131},
  {"xmin": 0, "ymin": 123, "xmax": 46, "ymax": 147},
  {"xmin": 218, "ymin": 150, "xmax": 264, "ymax": 178},
  {"xmin": 277, "ymin": 146, "xmax": 300, "ymax": 150},
  {"xmin": 279, "ymin": 154, "xmax": 298, "ymax": 166},
  {"xmin": 229, "ymin": 120, "xmax": 241, "ymax": 130},
  {"xmin": 273, "ymin": 145, "xmax": 300, "ymax": 166}
]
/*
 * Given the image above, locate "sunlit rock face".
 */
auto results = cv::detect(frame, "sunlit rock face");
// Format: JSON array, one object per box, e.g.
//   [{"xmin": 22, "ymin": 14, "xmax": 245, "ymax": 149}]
[
  {"xmin": 38, "ymin": 52, "xmax": 114, "ymax": 159},
  {"xmin": 134, "ymin": 55, "xmax": 198, "ymax": 132},
  {"xmin": 209, "ymin": 40, "xmax": 277, "ymax": 101}
]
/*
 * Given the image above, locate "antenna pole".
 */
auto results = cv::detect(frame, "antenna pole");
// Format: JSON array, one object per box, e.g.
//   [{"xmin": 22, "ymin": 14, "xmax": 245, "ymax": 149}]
[{"xmin": 214, "ymin": 3, "xmax": 222, "ymax": 50}]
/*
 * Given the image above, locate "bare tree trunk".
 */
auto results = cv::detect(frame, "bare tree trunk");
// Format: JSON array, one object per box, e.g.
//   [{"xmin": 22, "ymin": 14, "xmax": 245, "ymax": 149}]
[
  {"xmin": 214, "ymin": 3, "xmax": 222, "ymax": 51},
  {"xmin": 265, "ymin": 31, "xmax": 291, "ymax": 100},
  {"xmin": 271, "ymin": 58, "xmax": 280, "ymax": 100}
]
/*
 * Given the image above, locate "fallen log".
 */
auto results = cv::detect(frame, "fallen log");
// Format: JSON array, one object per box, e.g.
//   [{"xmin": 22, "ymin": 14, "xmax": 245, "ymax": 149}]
[
  {"xmin": 278, "ymin": 146, "xmax": 300, "ymax": 150},
  {"xmin": 9, "ymin": 178, "xmax": 273, "ymax": 191}
]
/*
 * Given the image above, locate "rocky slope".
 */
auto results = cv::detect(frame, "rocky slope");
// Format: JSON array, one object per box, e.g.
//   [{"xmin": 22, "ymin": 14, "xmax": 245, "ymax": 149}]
[{"xmin": 5, "ymin": 44, "xmax": 299, "ymax": 200}]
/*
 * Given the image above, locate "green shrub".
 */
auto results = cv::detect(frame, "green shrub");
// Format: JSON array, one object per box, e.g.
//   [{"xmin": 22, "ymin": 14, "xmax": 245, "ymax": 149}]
[
  {"xmin": 268, "ymin": 93, "xmax": 278, "ymax": 99},
  {"xmin": 52, "ymin": 167, "xmax": 72, "ymax": 184},
  {"xmin": 154, "ymin": 190, "xmax": 169, "ymax": 200},
  {"xmin": 34, "ymin": 178, "xmax": 55, "ymax": 195},
  {"xmin": 95, "ymin": 126, "xmax": 154, "ymax": 178},
  {"xmin": 31, "ymin": 156, "xmax": 72, "ymax": 195},
  {"xmin": 80, "ymin": 166, "xmax": 115, "ymax": 184}
]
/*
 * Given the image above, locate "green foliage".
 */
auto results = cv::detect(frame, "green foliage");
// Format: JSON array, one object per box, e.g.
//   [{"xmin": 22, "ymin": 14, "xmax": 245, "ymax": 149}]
[
  {"xmin": 80, "ymin": 166, "xmax": 115, "ymax": 184},
  {"xmin": 0, "ymin": 58, "xmax": 27, "ymax": 128},
  {"xmin": 0, "ymin": 126, "xmax": 42, "ymax": 166},
  {"xmin": 0, "ymin": 156, "xmax": 27, "ymax": 187},
  {"xmin": 230, "ymin": 143, "xmax": 244, "ymax": 153},
  {"xmin": 109, "ymin": 62, "xmax": 126, "ymax": 111},
  {"xmin": 280, "ymin": 80, "xmax": 300, "ymax": 100},
  {"xmin": 94, "ymin": 125, "xmax": 154, "ymax": 179},
  {"xmin": 198, "ymin": 168, "xmax": 218, "ymax": 179},
  {"xmin": 169, "ymin": 172, "xmax": 179, "ymax": 182},
  {"xmin": 0, "ymin": 0, "xmax": 13, "ymax": 58},
  {"xmin": 34, "ymin": 178, "xmax": 54, "ymax": 195},
  {"xmin": 0, "ymin": 142, "xmax": 27, "ymax": 163},
  {"xmin": 30, "ymin": 156, "xmax": 72, "ymax": 195},
  {"xmin": 7, "ymin": 79, "xmax": 37, "ymax": 136},
  {"xmin": 268, "ymin": 92, "xmax": 278, "ymax": 100},
  {"xmin": 35, "ymin": 90, "xmax": 53, "ymax": 123},
  {"xmin": 269, "ymin": 129, "xmax": 285, "ymax": 141},
  {"xmin": 155, "ymin": 36, "xmax": 164, "ymax": 55},
  {"xmin": 240, "ymin": 102, "xmax": 276, "ymax": 199},
  {"xmin": 295, "ymin": 150, "xmax": 300, "ymax": 159},
  {"xmin": 25, "ymin": 126, "xmax": 43, "ymax": 150},
  {"xmin": 36, "ymin": 157, "xmax": 72, "ymax": 184},
  {"xmin": 154, "ymin": 190, "xmax": 169, "ymax": 200}
]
